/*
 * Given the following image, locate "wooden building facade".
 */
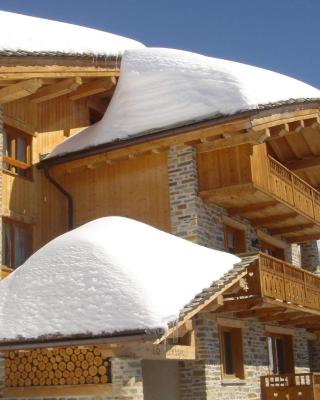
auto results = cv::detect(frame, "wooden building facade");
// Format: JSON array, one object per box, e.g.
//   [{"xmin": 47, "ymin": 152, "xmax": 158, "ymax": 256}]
[{"xmin": 1, "ymin": 15, "xmax": 320, "ymax": 400}]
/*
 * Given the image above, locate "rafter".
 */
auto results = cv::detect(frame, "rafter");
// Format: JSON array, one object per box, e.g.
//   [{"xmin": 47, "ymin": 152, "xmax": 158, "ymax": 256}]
[
  {"xmin": 197, "ymin": 130, "xmax": 270, "ymax": 153},
  {"xmin": 87, "ymin": 97, "xmax": 109, "ymax": 116},
  {"xmin": 0, "ymin": 78, "xmax": 43, "ymax": 103},
  {"xmin": 235, "ymin": 307, "xmax": 285, "ymax": 319},
  {"xmin": 252, "ymin": 213, "xmax": 297, "ymax": 228},
  {"xmin": 282, "ymin": 316, "xmax": 320, "ymax": 326},
  {"xmin": 30, "ymin": 77, "xmax": 82, "ymax": 103},
  {"xmin": 227, "ymin": 201, "xmax": 277, "ymax": 216},
  {"xmin": 285, "ymin": 156, "xmax": 320, "ymax": 173},
  {"xmin": 287, "ymin": 233, "xmax": 320, "ymax": 243},
  {"xmin": 259, "ymin": 311, "xmax": 305, "ymax": 322},
  {"xmin": 271, "ymin": 223, "xmax": 315, "ymax": 236},
  {"xmin": 69, "ymin": 77, "xmax": 116, "ymax": 100}
]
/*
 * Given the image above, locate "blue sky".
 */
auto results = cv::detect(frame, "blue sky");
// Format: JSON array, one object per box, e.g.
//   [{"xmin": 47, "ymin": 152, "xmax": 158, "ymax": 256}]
[{"xmin": 1, "ymin": 0, "xmax": 319, "ymax": 87}]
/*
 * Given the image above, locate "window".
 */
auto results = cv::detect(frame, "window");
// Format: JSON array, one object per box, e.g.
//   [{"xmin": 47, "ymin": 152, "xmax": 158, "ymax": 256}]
[
  {"xmin": 219, "ymin": 326, "xmax": 245, "ymax": 379},
  {"xmin": 267, "ymin": 334, "xmax": 294, "ymax": 374},
  {"xmin": 224, "ymin": 223, "xmax": 246, "ymax": 254},
  {"xmin": 3, "ymin": 126, "xmax": 31, "ymax": 177},
  {"xmin": 2, "ymin": 220, "xmax": 32, "ymax": 269}
]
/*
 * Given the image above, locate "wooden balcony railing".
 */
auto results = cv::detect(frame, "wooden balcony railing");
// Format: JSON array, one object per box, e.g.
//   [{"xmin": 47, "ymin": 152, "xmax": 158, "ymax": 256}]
[
  {"xmin": 263, "ymin": 155, "xmax": 320, "ymax": 223},
  {"xmin": 261, "ymin": 373, "xmax": 320, "ymax": 400},
  {"xmin": 256, "ymin": 253, "xmax": 320, "ymax": 311}
]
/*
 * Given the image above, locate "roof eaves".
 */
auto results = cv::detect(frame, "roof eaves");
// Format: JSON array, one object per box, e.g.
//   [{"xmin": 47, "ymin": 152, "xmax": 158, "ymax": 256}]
[
  {"xmin": 38, "ymin": 98, "xmax": 320, "ymax": 168},
  {"xmin": 176, "ymin": 253, "xmax": 260, "ymax": 322},
  {"xmin": 0, "ymin": 329, "xmax": 162, "ymax": 351}
]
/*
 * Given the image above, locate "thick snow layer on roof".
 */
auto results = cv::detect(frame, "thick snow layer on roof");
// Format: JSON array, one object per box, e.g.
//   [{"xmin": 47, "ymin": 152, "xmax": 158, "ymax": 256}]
[
  {"xmin": 48, "ymin": 47, "xmax": 320, "ymax": 159},
  {"xmin": 0, "ymin": 10, "xmax": 144, "ymax": 56},
  {"xmin": 0, "ymin": 217, "xmax": 239, "ymax": 342}
]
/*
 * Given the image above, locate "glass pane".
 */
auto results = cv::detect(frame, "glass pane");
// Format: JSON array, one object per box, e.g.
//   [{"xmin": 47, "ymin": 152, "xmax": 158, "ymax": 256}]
[
  {"xmin": 16, "ymin": 136, "xmax": 27, "ymax": 163},
  {"xmin": 3, "ymin": 131, "xmax": 13, "ymax": 158},
  {"xmin": 276, "ymin": 338, "xmax": 285, "ymax": 374},
  {"xmin": 267, "ymin": 336, "xmax": 276, "ymax": 374},
  {"xmin": 3, "ymin": 131, "xmax": 12, "ymax": 171},
  {"xmin": 14, "ymin": 225, "xmax": 28, "ymax": 268},
  {"xmin": 2, "ymin": 222, "xmax": 14, "ymax": 267},
  {"xmin": 223, "ymin": 331, "xmax": 234, "ymax": 374}
]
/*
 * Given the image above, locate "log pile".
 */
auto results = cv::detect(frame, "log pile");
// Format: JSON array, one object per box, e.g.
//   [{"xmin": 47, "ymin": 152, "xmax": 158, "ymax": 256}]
[{"xmin": 5, "ymin": 346, "xmax": 109, "ymax": 387}]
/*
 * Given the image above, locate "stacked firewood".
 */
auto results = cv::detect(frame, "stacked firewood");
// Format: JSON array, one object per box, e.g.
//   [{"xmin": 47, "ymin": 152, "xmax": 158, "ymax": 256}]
[{"xmin": 5, "ymin": 346, "xmax": 108, "ymax": 387}]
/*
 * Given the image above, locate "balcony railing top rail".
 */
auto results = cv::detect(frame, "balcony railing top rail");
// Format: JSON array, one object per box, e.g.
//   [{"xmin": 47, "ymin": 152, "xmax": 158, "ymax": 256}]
[
  {"xmin": 261, "ymin": 373, "xmax": 320, "ymax": 400},
  {"xmin": 261, "ymin": 372, "xmax": 320, "ymax": 388},
  {"xmin": 266, "ymin": 155, "xmax": 320, "ymax": 221},
  {"xmin": 256, "ymin": 253, "xmax": 320, "ymax": 312}
]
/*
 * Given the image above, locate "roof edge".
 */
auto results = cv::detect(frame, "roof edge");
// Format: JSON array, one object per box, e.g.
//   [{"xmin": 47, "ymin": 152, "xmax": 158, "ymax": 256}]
[
  {"xmin": 0, "ymin": 330, "xmax": 161, "ymax": 351},
  {"xmin": 38, "ymin": 100, "xmax": 320, "ymax": 168}
]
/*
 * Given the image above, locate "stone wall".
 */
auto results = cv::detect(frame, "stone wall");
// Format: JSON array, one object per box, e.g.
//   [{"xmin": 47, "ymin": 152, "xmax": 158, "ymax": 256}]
[
  {"xmin": 300, "ymin": 241, "xmax": 320, "ymax": 274},
  {"xmin": 286, "ymin": 244, "xmax": 301, "ymax": 267},
  {"xmin": 309, "ymin": 340, "xmax": 320, "ymax": 372},
  {"xmin": 167, "ymin": 144, "xmax": 297, "ymax": 265},
  {"xmin": 178, "ymin": 315, "xmax": 313, "ymax": 400},
  {"xmin": 111, "ymin": 358, "xmax": 144, "ymax": 400}
]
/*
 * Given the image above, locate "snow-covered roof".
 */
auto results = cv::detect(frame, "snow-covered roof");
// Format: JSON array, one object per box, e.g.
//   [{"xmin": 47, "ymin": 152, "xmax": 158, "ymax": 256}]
[
  {"xmin": 48, "ymin": 47, "xmax": 320, "ymax": 159},
  {"xmin": 0, "ymin": 217, "xmax": 239, "ymax": 343},
  {"xmin": 0, "ymin": 10, "xmax": 144, "ymax": 57}
]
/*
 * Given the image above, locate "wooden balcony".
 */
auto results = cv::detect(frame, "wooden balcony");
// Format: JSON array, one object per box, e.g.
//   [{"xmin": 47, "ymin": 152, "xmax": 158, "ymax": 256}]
[
  {"xmin": 198, "ymin": 143, "xmax": 320, "ymax": 242},
  {"xmin": 219, "ymin": 253, "xmax": 320, "ymax": 331},
  {"xmin": 261, "ymin": 373, "xmax": 320, "ymax": 400},
  {"xmin": 258, "ymin": 253, "xmax": 320, "ymax": 313}
]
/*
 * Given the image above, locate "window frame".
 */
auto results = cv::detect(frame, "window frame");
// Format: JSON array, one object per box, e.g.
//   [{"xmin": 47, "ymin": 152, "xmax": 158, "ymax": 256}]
[
  {"xmin": 223, "ymin": 217, "xmax": 247, "ymax": 255},
  {"xmin": 267, "ymin": 333, "xmax": 294, "ymax": 375},
  {"xmin": 3, "ymin": 124, "xmax": 32, "ymax": 178},
  {"xmin": 219, "ymin": 325, "xmax": 245, "ymax": 380},
  {"xmin": 2, "ymin": 218, "xmax": 32, "ymax": 269}
]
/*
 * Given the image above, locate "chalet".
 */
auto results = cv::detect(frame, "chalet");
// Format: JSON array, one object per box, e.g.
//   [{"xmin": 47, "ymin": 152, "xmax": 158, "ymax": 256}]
[{"xmin": 0, "ymin": 9, "xmax": 320, "ymax": 400}]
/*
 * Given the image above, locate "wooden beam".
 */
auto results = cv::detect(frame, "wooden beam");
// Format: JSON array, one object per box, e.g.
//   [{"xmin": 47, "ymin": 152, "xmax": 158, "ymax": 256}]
[
  {"xmin": 219, "ymin": 298, "xmax": 262, "ymax": 313},
  {"xmin": 227, "ymin": 201, "xmax": 277, "ymax": 216},
  {"xmin": 100, "ymin": 342, "xmax": 196, "ymax": 361},
  {"xmin": 263, "ymin": 297, "xmax": 320, "ymax": 316},
  {"xmin": 3, "ymin": 156, "xmax": 29, "ymax": 170},
  {"xmin": 4, "ymin": 114, "xmax": 36, "ymax": 136},
  {"xmin": 0, "ymin": 64, "xmax": 119, "ymax": 80},
  {"xmin": 197, "ymin": 130, "xmax": 270, "ymax": 153},
  {"xmin": 217, "ymin": 317, "xmax": 246, "ymax": 328},
  {"xmin": 3, "ymin": 384, "xmax": 112, "ymax": 398},
  {"xmin": 252, "ymin": 213, "xmax": 297, "ymax": 228},
  {"xmin": 260, "ymin": 311, "xmax": 305, "ymax": 322},
  {"xmin": 271, "ymin": 223, "xmax": 315, "ymax": 236},
  {"xmin": 236, "ymin": 307, "xmax": 285, "ymax": 319},
  {"xmin": 0, "ymin": 78, "xmax": 43, "ymax": 103},
  {"xmin": 285, "ymin": 156, "xmax": 320, "ymax": 173},
  {"xmin": 30, "ymin": 77, "xmax": 82, "ymax": 103},
  {"xmin": 251, "ymin": 110, "xmax": 320, "ymax": 131},
  {"xmin": 282, "ymin": 316, "xmax": 320, "ymax": 326},
  {"xmin": 87, "ymin": 97, "xmax": 109, "ymax": 116},
  {"xmin": 200, "ymin": 183, "xmax": 255, "ymax": 203},
  {"xmin": 200, "ymin": 295, "xmax": 224, "ymax": 313},
  {"xmin": 287, "ymin": 233, "xmax": 320, "ymax": 243},
  {"xmin": 69, "ymin": 77, "xmax": 116, "ymax": 100},
  {"xmin": 265, "ymin": 325, "xmax": 295, "ymax": 336}
]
